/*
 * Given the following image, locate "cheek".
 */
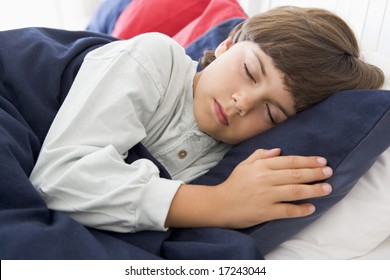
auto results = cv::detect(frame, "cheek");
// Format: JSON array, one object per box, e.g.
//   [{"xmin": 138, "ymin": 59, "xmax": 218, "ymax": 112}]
[
  {"xmin": 204, "ymin": 61, "xmax": 237, "ymax": 88},
  {"xmin": 236, "ymin": 116, "xmax": 271, "ymax": 139}
]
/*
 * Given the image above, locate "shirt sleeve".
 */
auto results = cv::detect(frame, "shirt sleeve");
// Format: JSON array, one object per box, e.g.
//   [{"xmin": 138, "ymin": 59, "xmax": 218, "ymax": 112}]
[{"xmin": 29, "ymin": 34, "xmax": 183, "ymax": 233}]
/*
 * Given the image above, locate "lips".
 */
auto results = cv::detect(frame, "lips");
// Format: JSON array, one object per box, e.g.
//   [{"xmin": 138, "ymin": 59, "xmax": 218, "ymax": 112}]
[{"xmin": 213, "ymin": 100, "xmax": 229, "ymax": 126}]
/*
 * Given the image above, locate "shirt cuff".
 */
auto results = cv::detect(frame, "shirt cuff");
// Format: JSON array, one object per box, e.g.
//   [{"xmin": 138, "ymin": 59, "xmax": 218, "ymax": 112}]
[{"xmin": 135, "ymin": 172, "xmax": 182, "ymax": 232}]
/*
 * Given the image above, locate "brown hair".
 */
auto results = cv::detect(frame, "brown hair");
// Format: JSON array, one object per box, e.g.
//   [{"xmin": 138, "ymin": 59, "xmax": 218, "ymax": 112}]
[{"xmin": 201, "ymin": 6, "xmax": 384, "ymax": 112}]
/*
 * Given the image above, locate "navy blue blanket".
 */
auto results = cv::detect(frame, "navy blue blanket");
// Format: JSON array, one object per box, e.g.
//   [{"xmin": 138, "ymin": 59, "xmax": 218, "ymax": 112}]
[{"xmin": 0, "ymin": 28, "xmax": 262, "ymax": 259}]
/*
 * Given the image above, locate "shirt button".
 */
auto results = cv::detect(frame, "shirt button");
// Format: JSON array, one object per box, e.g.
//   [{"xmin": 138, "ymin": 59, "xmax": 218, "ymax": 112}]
[{"xmin": 178, "ymin": 150, "xmax": 187, "ymax": 159}]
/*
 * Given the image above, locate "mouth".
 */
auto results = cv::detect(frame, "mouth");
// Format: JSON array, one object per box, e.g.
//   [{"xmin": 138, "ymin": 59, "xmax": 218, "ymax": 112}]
[{"xmin": 213, "ymin": 99, "xmax": 229, "ymax": 126}]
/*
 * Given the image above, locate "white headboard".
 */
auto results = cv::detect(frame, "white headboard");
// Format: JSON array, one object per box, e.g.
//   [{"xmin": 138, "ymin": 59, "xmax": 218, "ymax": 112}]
[{"xmin": 238, "ymin": 0, "xmax": 390, "ymax": 58}]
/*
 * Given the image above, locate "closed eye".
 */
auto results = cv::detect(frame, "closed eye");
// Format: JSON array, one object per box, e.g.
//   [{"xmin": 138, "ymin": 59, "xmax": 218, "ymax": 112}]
[
  {"xmin": 244, "ymin": 63, "xmax": 256, "ymax": 83},
  {"xmin": 266, "ymin": 103, "xmax": 276, "ymax": 124}
]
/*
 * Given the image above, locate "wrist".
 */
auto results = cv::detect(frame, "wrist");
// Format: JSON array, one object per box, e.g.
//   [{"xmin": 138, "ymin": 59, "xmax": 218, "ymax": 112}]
[{"xmin": 164, "ymin": 183, "xmax": 226, "ymax": 228}]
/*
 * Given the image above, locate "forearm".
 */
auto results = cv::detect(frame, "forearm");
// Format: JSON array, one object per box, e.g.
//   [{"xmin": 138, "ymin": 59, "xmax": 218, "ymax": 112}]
[{"xmin": 165, "ymin": 183, "xmax": 225, "ymax": 228}]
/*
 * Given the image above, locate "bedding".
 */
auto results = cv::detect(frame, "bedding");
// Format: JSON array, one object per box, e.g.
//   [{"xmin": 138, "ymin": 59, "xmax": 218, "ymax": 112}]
[
  {"xmin": 111, "ymin": 0, "xmax": 212, "ymax": 40},
  {"xmin": 0, "ymin": 27, "xmax": 262, "ymax": 260},
  {"xmin": 266, "ymin": 146, "xmax": 390, "ymax": 259},
  {"xmin": 88, "ymin": 0, "xmax": 247, "ymax": 48},
  {"xmin": 1, "ymin": 0, "xmax": 389, "ymax": 260},
  {"xmin": 171, "ymin": 0, "xmax": 247, "ymax": 47},
  {"xmin": 87, "ymin": 0, "xmax": 131, "ymax": 34}
]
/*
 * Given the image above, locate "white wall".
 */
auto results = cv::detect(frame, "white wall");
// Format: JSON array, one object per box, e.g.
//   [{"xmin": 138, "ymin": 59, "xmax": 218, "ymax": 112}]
[{"xmin": 0, "ymin": 0, "xmax": 103, "ymax": 31}]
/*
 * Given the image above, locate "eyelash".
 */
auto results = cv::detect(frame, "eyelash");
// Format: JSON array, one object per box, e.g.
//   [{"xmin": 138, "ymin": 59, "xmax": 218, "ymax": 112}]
[
  {"xmin": 266, "ymin": 103, "xmax": 276, "ymax": 124},
  {"xmin": 244, "ymin": 63, "xmax": 256, "ymax": 83},
  {"xmin": 243, "ymin": 63, "xmax": 275, "ymax": 124}
]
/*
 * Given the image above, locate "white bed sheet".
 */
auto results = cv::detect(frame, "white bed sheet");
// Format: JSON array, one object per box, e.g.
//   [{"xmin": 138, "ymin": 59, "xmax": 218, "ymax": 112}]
[
  {"xmin": 266, "ymin": 146, "xmax": 390, "ymax": 260},
  {"xmin": 356, "ymin": 236, "xmax": 390, "ymax": 260}
]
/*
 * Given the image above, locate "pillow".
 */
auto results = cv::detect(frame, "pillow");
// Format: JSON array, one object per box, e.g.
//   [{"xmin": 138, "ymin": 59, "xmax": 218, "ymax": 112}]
[
  {"xmin": 111, "ymin": 0, "xmax": 211, "ymax": 39},
  {"xmin": 86, "ymin": 0, "xmax": 132, "ymax": 34},
  {"xmin": 173, "ymin": 0, "xmax": 247, "ymax": 47},
  {"xmin": 264, "ymin": 52, "xmax": 390, "ymax": 260},
  {"xmin": 265, "ymin": 146, "xmax": 390, "ymax": 259},
  {"xmin": 191, "ymin": 89, "xmax": 390, "ymax": 254}
]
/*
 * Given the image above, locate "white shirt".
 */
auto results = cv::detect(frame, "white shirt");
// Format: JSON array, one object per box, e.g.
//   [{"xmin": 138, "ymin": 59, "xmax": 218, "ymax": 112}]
[{"xmin": 30, "ymin": 33, "xmax": 230, "ymax": 233}]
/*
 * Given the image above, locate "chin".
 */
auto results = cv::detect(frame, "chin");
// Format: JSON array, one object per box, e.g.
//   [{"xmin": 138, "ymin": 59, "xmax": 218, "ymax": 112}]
[{"xmin": 214, "ymin": 134, "xmax": 240, "ymax": 145}]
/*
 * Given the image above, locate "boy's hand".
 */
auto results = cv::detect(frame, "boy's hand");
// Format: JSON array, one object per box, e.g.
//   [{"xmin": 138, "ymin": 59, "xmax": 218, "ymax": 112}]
[
  {"xmin": 214, "ymin": 148, "xmax": 333, "ymax": 228},
  {"xmin": 165, "ymin": 149, "xmax": 333, "ymax": 229}
]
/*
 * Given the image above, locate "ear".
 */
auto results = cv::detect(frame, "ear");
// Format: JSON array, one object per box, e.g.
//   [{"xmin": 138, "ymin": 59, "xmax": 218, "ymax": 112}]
[{"xmin": 215, "ymin": 37, "xmax": 233, "ymax": 57}]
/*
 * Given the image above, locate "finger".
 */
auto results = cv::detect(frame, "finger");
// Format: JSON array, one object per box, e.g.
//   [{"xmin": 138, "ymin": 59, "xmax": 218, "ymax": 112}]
[
  {"xmin": 262, "ymin": 155, "xmax": 329, "ymax": 170},
  {"xmin": 272, "ymin": 182, "xmax": 333, "ymax": 202},
  {"xmin": 244, "ymin": 148, "xmax": 281, "ymax": 164},
  {"xmin": 265, "ymin": 203, "xmax": 317, "ymax": 221},
  {"xmin": 266, "ymin": 166, "xmax": 333, "ymax": 185}
]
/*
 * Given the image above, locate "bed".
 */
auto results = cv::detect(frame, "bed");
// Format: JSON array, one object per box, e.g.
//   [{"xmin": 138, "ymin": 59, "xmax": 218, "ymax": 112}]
[{"xmin": 0, "ymin": 0, "xmax": 389, "ymax": 260}]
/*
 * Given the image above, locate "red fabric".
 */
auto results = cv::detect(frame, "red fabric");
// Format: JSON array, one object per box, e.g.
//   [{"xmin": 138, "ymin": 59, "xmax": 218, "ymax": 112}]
[
  {"xmin": 112, "ymin": 0, "xmax": 211, "ymax": 39},
  {"xmin": 173, "ymin": 0, "xmax": 248, "ymax": 47}
]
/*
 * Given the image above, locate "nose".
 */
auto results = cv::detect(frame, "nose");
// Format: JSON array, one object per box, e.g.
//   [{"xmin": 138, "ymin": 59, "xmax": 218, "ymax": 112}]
[{"xmin": 232, "ymin": 92, "xmax": 254, "ymax": 116}]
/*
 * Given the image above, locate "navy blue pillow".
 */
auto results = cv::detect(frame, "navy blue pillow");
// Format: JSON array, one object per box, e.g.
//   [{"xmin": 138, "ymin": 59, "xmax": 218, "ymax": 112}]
[
  {"xmin": 192, "ymin": 89, "xmax": 390, "ymax": 254},
  {"xmin": 87, "ymin": 0, "xmax": 132, "ymax": 34}
]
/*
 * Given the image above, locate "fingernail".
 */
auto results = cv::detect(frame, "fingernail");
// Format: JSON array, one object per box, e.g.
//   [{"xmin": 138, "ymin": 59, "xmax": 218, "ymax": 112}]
[
  {"xmin": 322, "ymin": 183, "xmax": 332, "ymax": 194},
  {"xmin": 308, "ymin": 204, "xmax": 316, "ymax": 214},
  {"xmin": 323, "ymin": 167, "xmax": 333, "ymax": 176},
  {"xmin": 317, "ymin": 157, "xmax": 327, "ymax": 165}
]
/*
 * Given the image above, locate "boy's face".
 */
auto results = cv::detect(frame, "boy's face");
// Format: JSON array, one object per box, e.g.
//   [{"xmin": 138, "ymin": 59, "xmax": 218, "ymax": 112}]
[{"xmin": 193, "ymin": 40, "xmax": 296, "ymax": 145}]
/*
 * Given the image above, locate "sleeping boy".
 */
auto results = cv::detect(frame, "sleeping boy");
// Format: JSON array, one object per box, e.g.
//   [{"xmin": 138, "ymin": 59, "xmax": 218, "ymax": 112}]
[{"xmin": 30, "ymin": 7, "xmax": 384, "ymax": 233}]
